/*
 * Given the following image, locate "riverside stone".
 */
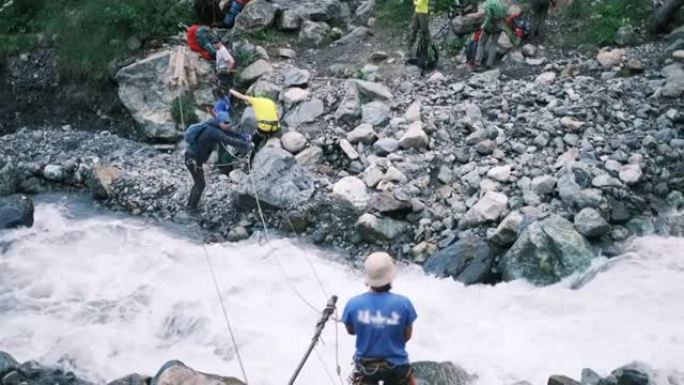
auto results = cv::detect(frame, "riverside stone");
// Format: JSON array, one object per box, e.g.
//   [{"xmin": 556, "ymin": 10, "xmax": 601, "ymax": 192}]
[
  {"xmin": 0, "ymin": 195, "xmax": 34, "ymax": 230},
  {"xmin": 356, "ymin": 213, "xmax": 408, "ymax": 242},
  {"xmin": 347, "ymin": 123, "xmax": 377, "ymax": 144},
  {"xmin": 501, "ymin": 215, "xmax": 593, "ymax": 285},
  {"xmin": 151, "ymin": 360, "xmax": 244, "ymax": 385},
  {"xmin": 423, "ymin": 234, "xmax": 495, "ymax": 284},
  {"xmin": 412, "ymin": 361, "xmax": 472, "ymax": 385},
  {"xmin": 238, "ymin": 59, "xmax": 273, "ymax": 84},
  {"xmin": 353, "ymin": 79, "xmax": 393, "ymax": 100},
  {"xmin": 574, "ymin": 208, "xmax": 610, "ymax": 237},
  {"xmin": 487, "ymin": 165, "xmax": 511, "ymax": 182},
  {"xmin": 280, "ymin": 131, "xmax": 308, "ymax": 154},
  {"xmin": 619, "ymin": 164, "xmax": 642, "ymax": 185},
  {"xmin": 489, "ymin": 210, "xmax": 524, "ymax": 246},
  {"xmin": 335, "ymin": 81, "xmax": 362, "ymax": 123},
  {"xmin": 284, "ymin": 98, "xmax": 325, "ymax": 128},
  {"xmin": 463, "ymin": 191, "xmax": 508, "ymax": 226},
  {"xmin": 399, "ymin": 122, "xmax": 429, "ymax": 149},
  {"xmin": 332, "ymin": 176, "xmax": 369, "ymax": 210},
  {"xmin": 373, "ymin": 138, "xmax": 399, "ymax": 156},
  {"xmin": 361, "ymin": 101, "xmax": 390, "ymax": 126}
]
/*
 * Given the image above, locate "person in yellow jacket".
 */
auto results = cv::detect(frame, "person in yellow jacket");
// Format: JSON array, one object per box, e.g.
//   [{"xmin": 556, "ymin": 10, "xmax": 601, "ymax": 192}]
[
  {"xmin": 229, "ymin": 89, "xmax": 280, "ymax": 163},
  {"xmin": 407, "ymin": 0, "xmax": 430, "ymax": 55}
]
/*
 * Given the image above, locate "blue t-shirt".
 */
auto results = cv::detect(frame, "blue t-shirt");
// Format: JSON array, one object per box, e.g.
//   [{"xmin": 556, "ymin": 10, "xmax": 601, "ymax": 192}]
[
  {"xmin": 213, "ymin": 97, "xmax": 231, "ymax": 115},
  {"xmin": 342, "ymin": 291, "xmax": 417, "ymax": 365}
]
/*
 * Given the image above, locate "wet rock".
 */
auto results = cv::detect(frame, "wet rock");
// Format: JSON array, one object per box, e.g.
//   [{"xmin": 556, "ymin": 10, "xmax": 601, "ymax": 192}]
[
  {"xmin": 280, "ymin": 131, "xmax": 308, "ymax": 154},
  {"xmin": 0, "ymin": 195, "xmax": 34, "ymax": 230},
  {"xmin": 361, "ymin": 101, "xmax": 390, "ymax": 126},
  {"xmin": 582, "ymin": 368, "xmax": 602, "ymax": 385},
  {"xmin": 353, "ymin": 79, "xmax": 393, "ymax": 101},
  {"xmin": 356, "ymin": 213, "xmax": 408, "ymax": 242},
  {"xmin": 501, "ymin": 215, "xmax": 593, "ymax": 285},
  {"xmin": 347, "ymin": 123, "xmax": 377, "ymax": 144},
  {"xmin": 247, "ymin": 79, "xmax": 281, "ymax": 101},
  {"xmin": 0, "ymin": 352, "xmax": 19, "ymax": 375},
  {"xmin": 574, "ymin": 208, "xmax": 610, "ymax": 238},
  {"xmin": 151, "ymin": 360, "xmax": 244, "ymax": 385},
  {"xmin": 399, "ymin": 121, "xmax": 429, "ymax": 150},
  {"xmin": 463, "ymin": 191, "xmax": 508, "ymax": 226},
  {"xmin": 412, "ymin": 361, "xmax": 473, "ymax": 385},
  {"xmin": 238, "ymin": 59, "xmax": 273, "ymax": 84},
  {"xmin": 611, "ymin": 362, "xmax": 651, "ymax": 385},
  {"xmin": 108, "ymin": 374, "xmax": 150, "ymax": 385},
  {"xmin": 298, "ymin": 20, "xmax": 331, "ymax": 47},
  {"xmin": 423, "ymin": 234, "xmax": 495, "ymax": 284},
  {"xmin": 283, "ymin": 68, "xmax": 311, "ymax": 88},
  {"xmin": 234, "ymin": 148, "xmax": 314, "ymax": 210},
  {"xmin": 284, "ymin": 98, "xmax": 324, "ymax": 128},
  {"xmin": 235, "ymin": 0, "xmax": 277, "ymax": 31},
  {"xmin": 0, "ymin": 163, "xmax": 18, "ymax": 197},
  {"xmin": 335, "ymin": 81, "xmax": 362, "ymax": 123},
  {"xmin": 548, "ymin": 375, "xmax": 580, "ymax": 385},
  {"xmin": 332, "ymin": 176, "xmax": 369, "ymax": 210},
  {"xmin": 489, "ymin": 211, "xmax": 524, "ymax": 246},
  {"xmin": 227, "ymin": 226, "xmax": 249, "ymax": 242}
]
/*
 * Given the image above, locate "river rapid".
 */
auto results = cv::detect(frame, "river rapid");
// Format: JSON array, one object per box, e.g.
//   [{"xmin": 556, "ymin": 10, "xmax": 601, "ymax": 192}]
[{"xmin": 1, "ymin": 196, "xmax": 683, "ymax": 385}]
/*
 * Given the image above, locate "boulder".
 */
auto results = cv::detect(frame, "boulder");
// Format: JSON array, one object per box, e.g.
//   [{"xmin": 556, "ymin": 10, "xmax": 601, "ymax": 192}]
[
  {"xmin": 283, "ymin": 68, "xmax": 311, "ymax": 88},
  {"xmin": 355, "ymin": 0, "xmax": 375, "ymax": 25},
  {"xmin": 449, "ymin": 12, "xmax": 484, "ymax": 34},
  {"xmin": 284, "ymin": 98, "xmax": 325, "ymax": 128},
  {"xmin": 368, "ymin": 191, "xmax": 412, "ymax": 217},
  {"xmin": 235, "ymin": 0, "xmax": 277, "ymax": 31},
  {"xmin": 353, "ymin": 79, "xmax": 393, "ymax": 100},
  {"xmin": 531, "ymin": 175, "xmax": 556, "ymax": 196},
  {"xmin": 489, "ymin": 211, "xmax": 524, "ymax": 246},
  {"xmin": 279, "ymin": 87, "xmax": 310, "ymax": 109},
  {"xmin": 347, "ymin": 123, "xmax": 377, "ymax": 144},
  {"xmin": 88, "ymin": 165, "xmax": 122, "ymax": 200},
  {"xmin": 361, "ymin": 101, "xmax": 390, "ymax": 126},
  {"xmin": 150, "ymin": 360, "xmax": 244, "ymax": 385},
  {"xmin": 238, "ymin": 59, "xmax": 273, "ymax": 84},
  {"xmin": 423, "ymin": 234, "xmax": 495, "ymax": 284},
  {"xmin": 596, "ymin": 48, "xmax": 625, "ymax": 69},
  {"xmin": 332, "ymin": 176, "xmax": 369, "ymax": 210},
  {"xmin": 661, "ymin": 63, "xmax": 684, "ymax": 98},
  {"xmin": 487, "ymin": 165, "xmax": 511, "ymax": 182},
  {"xmin": 116, "ymin": 49, "xmax": 213, "ymax": 140},
  {"xmin": 278, "ymin": 47, "xmax": 297, "ymax": 58},
  {"xmin": 536, "ymin": 71, "xmax": 557, "ymax": 85},
  {"xmin": 247, "ymin": 79, "xmax": 281, "ymax": 101},
  {"xmin": 501, "ymin": 215, "xmax": 593, "ymax": 286},
  {"xmin": 581, "ymin": 369, "xmax": 602, "ymax": 385},
  {"xmin": 339, "ymin": 139, "xmax": 359, "ymax": 160},
  {"xmin": 298, "ymin": 20, "xmax": 330, "ymax": 47},
  {"xmin": 296, "ymin": 0, "xmax": 342, "ymax": 22},
  {"xmin": 108, "ymin": 374, "xmax": 150, "ymax": 385},
  {"xmin": 0, "ymin": 352, "xmax": 19, "ymax": 375},
  {"xmin": 463, "ymin": 191, "xmax": 509, "ymax": 226},
  {"xmin": 0, "ymin": 163, "xmax": 18, "ymax": 197},
  {"xmin": 412, "ymin": 361, "xmax": 472, "ymax": 385},
  {"xmin": 404, "ymin": 100, "xmax": 421, "ymax": 122},
  {"xmin": 278, "ymin": 9, "xmax": 304, "ymax": 31},
  {"xmin": 619, "ymin": 164, "xmax": 642, "ymax": 185},
  {"xmin": 334, "ymin": 27, "xmax": 373, "ymax": 46},
  {"xmin": 373, "ymin": 138, "xmax": 399, "ymax": 156},
  {"xmin": 234, "ymin": 148, "xmax": 314, "ymax": 210},
  {"xmin": 335, "ymin": 80, "xmax": 362, "ymax": 123},
  {"xmin": 399, "ymin": 121, "xmax": 429, "ymax": 149},
  {"xmin": 0, "ymin": 195, "xmax": 34, "ymax": 230},
  {"xmin": 295, "ymin": 146, "xmax": 324, "ymax": 167},
  {"xmin": 548, "ymin": 375, "xmax": 580, "ymax": 385},
  {"xmin": 356, "ymin": 213, "xmax": 408, "ymax": 242},
  {"xmin": 574, "ymin": 208, "xmax": 610, "ymax": 237},
  {"xmin": 280, "ymin": 131, "xmax": 308, "ymax": 154}
]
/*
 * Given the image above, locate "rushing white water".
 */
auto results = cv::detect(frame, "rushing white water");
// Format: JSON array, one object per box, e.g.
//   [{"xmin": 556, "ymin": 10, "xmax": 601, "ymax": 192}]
[{"xmin": 1, "ymin": 197, "xmax": 684, "ymax": 385}]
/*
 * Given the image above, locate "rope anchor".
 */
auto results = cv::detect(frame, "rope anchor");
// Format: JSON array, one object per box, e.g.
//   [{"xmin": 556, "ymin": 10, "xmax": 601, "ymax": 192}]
[{"xmin": 288, "ymin": 295, "xmax": 339, "ymax": 385}]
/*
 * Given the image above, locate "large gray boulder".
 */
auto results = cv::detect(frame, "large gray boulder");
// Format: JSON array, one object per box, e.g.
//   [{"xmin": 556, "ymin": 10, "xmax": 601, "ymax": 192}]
[
  {"xmin": 235, "ymin": 0, "xmax": 277, "ymax": 31},
  {"xmin": 238, "ymin": 59, "xmax": 273, "ymax": 85},
  {"xmin": 332, "ymin": 176, "xmax": 369, "ymax": 210},
  {"xmin": 0, "ymin": 351, "xmax": 19, "ymax": 375},
  {"xmin": 501, "ymin": 215, "xmax": 593, "ymax": 286},
  {"xmin": 115, "ymin": 49, "xmax": 213, "ymax": 140},
  {"xmin": 356, "ymin": 213, "xmax": 408, "ymax": 242},
  {"xmin": 283, "ymin": 98, "xmax": 324, "ymax": 128},
  {"xmin": 412, "ymin": 361, "xmax": 472, "ymax": 385},
  {"xmin": 462, "ymin": 191, "xmax": 508, "ymax": 227},
  {"xmin": 423, "ymin": 234, "xmax": 495, "ymax": 285},
  {"xmin": 353, "ymin": 79, "xmax": 393, "ymax": 100},
  {"xmin": 574, "ymin": 208, "xmax": 610, "ymax": 238},
  {"xmin": 151, "ymin": 360, "xmax": 244, "ymax": 385},
  {"xmin": 234, "ymin": 148, "xmax": 314, "ymax": 210},
  {"xmin": 449, "ymin": 12, "xmax": 484, "ymax": 34},
  {"xmin": 0, "ymin": 195, "xmax": 34, "ymax": 230},
  {"xmin": 298, "ymin": 20, "xmax": 330, "ymax": 47},
  {"xmin": 361, "ymin": 101, "xmax": 390, "ymax": 126},
  {"xmin": 0, "ymin": 162, "xmax": 18, "ymax": 197}
]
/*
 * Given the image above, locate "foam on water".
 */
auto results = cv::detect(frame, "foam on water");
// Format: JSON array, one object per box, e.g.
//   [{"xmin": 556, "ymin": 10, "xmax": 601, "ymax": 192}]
[{"xmin": 1, "ymin": 199, "xmax": 683, "ymax": 385}]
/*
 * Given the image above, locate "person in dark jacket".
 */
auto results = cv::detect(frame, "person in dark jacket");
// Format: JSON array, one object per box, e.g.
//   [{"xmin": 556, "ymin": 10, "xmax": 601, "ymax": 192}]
[
  {"xmin": 184, "ymin": 115, "xmax": 252, "ymax": 213},
  {"xmin": 528, "ymin": 0, "xmax": 555, "ymax": 40}
]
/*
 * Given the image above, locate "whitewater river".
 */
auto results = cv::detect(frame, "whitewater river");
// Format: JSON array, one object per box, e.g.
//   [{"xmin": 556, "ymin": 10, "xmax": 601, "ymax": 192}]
[{"xmin": 1, "ymin": 196, "xmax": 683, "ymax": 385}]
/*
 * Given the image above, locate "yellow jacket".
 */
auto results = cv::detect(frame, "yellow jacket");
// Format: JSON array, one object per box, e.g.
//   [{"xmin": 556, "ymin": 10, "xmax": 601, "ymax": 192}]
[{"xmin": 414, "ymin": 0, "xmax": 429, "ymax": 14}]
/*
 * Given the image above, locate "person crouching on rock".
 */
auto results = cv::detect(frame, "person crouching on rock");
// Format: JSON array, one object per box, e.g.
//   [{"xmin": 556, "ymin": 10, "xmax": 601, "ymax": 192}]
[
  {"xmin": 184, "ymin": 112, "xmax": 253, "ymax": 214},
  {"xmin": 343, "ymin": 252, "xmax": 418, "ymax": 385},
  {"xmin": 229, "ymin": 89, "xmax": 280, "ymax": 165}
]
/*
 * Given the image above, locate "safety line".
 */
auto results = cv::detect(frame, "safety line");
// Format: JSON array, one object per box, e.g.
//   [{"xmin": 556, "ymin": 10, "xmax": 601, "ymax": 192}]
[{"xmin": 202, "ymin": 243, "xmax": 249, "ymax": 384}]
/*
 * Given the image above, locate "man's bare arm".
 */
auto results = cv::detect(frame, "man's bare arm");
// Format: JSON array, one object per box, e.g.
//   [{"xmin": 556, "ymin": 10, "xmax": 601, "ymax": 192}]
[
  {"xmin": 229, "ymin": 89, "xmax": 248, "ymax": 101},
  {"xmin": 345, "ymin": 323, "xmax": 355, "ymax": 335},
  {"xmin": 404, "ymin": 325, "xmax": 413, "ymax": 342}
]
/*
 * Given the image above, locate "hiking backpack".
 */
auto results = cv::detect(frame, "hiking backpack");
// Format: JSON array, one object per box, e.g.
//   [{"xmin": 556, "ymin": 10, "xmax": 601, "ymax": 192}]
[
  {"xmin": 184, "ymin": 123, "xmax": 208, "ymax": 145},
  {"xmin": 416, "ymin": 39, "xmax": 439, "ymax": 70}
]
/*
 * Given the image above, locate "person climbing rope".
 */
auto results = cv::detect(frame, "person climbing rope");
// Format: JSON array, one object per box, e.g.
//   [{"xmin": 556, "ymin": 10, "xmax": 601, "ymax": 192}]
[
  {"xmin": 184, "ymin": 112, "xmax": 252, "ymax": 214},
  {"xmin": 474, "ymin": 0, "xmax": 517, "ymax": 70},
  {"xmin": 343, "ymin": 252, "xmax": 418, "ymax": 385},
  {"xmin": 212, "ymin": 36, "xmax": 236, "ymax": 93},
  {"xmin": 229, "ymin": 89, "xmax": 280, "ymax": 164}
]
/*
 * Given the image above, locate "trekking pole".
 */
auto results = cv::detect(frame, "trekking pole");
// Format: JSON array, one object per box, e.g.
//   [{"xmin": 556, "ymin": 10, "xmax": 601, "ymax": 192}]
[{"xmin": 287, "ymin": 295, "xmax": 338, "ymax": 385}]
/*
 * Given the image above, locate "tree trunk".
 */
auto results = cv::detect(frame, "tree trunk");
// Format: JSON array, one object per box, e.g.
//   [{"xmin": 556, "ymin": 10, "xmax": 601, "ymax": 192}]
[{"xmin": 649, "ymin": 0, "xmax": 684, "ymax": 33}]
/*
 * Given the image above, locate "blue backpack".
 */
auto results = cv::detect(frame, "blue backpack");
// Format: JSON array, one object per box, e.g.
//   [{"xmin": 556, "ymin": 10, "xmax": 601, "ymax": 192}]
[{"xmin": 184, "ymin": 123, "xmax": 208, "ymax": 145}]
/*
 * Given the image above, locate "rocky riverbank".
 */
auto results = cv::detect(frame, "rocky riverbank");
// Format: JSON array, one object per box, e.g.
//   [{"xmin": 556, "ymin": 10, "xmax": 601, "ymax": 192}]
[
  {"xmin": 2, "ymin": 35, "xmax": 684, "ymax": 286},
  {"xmin": 1, "ymin": 350, "xmax": 681, "ymax": 385}
]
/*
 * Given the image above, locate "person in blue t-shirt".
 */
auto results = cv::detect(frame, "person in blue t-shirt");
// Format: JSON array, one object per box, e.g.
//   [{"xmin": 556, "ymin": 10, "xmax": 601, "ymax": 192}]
[{"xmin": 342, "ymin": 252, "xmax": 417, "ymax": 385}]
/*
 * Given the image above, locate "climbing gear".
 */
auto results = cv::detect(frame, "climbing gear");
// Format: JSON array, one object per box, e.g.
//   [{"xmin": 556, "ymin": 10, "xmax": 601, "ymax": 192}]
[
  {"xmin": 350, "ymin": 360, "xmax": 415, "ymax": 385},
  {"xmin": 506, "ymin": 12, "xmax": 531, "ymax": 40},
  {"xmin": 287, "ymin": 295, "xmax": 338, "ymax": 385},
  {"xmin": 256, "ymin": 120, "xmax": 280, "ymax": 134}
]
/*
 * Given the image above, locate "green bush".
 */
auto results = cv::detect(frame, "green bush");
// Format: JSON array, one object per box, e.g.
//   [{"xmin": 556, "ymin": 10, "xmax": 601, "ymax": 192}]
[
  {"xmin": 0, "ymin": 0, "xmax": 194, "ymax": 80},
  {"xmin": 562, "ymin": 0, "xmax": 651, "ymax": 46}
]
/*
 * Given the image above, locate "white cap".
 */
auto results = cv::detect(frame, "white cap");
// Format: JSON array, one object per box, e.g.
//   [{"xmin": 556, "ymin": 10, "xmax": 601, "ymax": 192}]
[{"xmin": 364, "ymin": 252, "xmax": 396, "ymax": 287}]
